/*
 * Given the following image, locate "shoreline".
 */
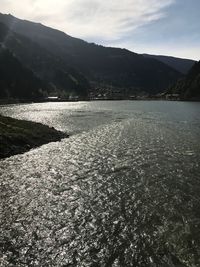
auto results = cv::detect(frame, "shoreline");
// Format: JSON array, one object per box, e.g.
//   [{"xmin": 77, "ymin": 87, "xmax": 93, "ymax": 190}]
[
  {"xmin": 0, "ymin": 98, "xmax": 200, "ymax": 106},
  {"xmin": 0, "ymin": 115, "xmax": 69, "ymax": 159}
]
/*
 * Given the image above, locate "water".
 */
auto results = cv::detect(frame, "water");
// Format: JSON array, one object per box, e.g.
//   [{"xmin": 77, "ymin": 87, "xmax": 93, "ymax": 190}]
[{"xmin": 0, "ymin": 101, "xmax": 200, "ymax": 266}]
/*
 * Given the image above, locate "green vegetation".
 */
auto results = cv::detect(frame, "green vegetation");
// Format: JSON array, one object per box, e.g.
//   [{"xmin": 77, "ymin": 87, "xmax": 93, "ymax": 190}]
[{"xmin": 0, "ymin": 115, "xmax": 68, "ymax": 158}]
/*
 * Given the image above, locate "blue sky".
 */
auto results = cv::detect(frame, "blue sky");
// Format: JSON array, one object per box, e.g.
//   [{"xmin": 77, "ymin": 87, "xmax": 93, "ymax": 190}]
[
  {"xmin": 1, "ymin": 0, "xmax": 199, "ymax": 60},
  {"xmin": 113, "ymin": 0, "xmax": 200, "ymax": 60}
]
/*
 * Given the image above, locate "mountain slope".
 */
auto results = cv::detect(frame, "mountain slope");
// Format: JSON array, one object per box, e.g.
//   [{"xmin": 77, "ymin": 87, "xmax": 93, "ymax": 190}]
[
  {"xmin": 167, "ymin": 61, "xmax": 200, "ymax": 100},
  {"xmin": 0, "ymin": 13, "xmax": 182, "ymax": 94},
  {"xmin": 143, "ymin": 54, "xmax": 195, "ymax": 74},
  {"xmin": 0, "ymin": 22, "xmax": 90, "ymax": 98},
  {"xmin": 0, "ymin": 46, "xmax": 45, "ymax": 99}
]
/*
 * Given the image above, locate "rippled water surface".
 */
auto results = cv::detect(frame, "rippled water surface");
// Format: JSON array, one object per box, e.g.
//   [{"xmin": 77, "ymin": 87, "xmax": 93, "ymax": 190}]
[{"xmin": 0, "ymin": 101, "xmax": 200, "ymax": 266}]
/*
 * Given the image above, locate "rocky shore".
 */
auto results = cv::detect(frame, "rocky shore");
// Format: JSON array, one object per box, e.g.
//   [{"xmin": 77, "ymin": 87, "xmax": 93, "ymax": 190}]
[{"xmin": 0, "ymin": 115, "xmax": 68, "ymax": 159}]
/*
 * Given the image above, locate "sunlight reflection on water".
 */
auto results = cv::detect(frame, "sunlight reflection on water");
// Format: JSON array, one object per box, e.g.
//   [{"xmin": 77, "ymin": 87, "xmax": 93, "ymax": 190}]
[{"xmin": 0, "ymin": 101, "xmax": 200, "ymax": 266}]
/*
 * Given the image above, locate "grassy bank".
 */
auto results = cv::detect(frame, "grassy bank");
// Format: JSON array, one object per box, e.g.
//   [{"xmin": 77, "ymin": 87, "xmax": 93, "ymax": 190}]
[{"xmin": 0, "ymin": 115, "xmax": 68, "ymax": 159}]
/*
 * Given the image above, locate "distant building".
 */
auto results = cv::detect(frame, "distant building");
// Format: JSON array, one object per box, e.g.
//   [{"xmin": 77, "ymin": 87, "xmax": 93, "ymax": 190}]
[
  {"xmin": 166, "ymin": 94, "xmax": 180, "ymax": 100},
  {"xmin": 45, "ymin": 96, "xmax": 59, "ymax": 101}
]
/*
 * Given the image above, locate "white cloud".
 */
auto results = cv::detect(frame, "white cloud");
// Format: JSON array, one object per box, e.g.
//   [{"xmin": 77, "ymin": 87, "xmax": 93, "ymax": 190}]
[{"xmin": 0, "ymin": 0, "xmax": 175, "ymax": 40}]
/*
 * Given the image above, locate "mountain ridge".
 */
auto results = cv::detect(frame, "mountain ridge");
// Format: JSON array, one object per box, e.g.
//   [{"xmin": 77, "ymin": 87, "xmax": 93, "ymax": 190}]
[
  {"xmin": 0, "ymin": 13, "xmax": 183, "ymax": 96},
  {"xmin": 0, "ymin": 21, "xmax": 90, "ymax": 98},
  {"xmin": 143, "ymin": 54, "xmax": 196, "ymax": 74}
]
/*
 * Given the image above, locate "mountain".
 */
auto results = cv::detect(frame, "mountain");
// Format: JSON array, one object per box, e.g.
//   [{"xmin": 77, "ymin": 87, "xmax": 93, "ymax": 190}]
[
  {"xmin": 0, "ymin": 22, "xmax": 90, "ymax": 99},
  {"xmin": 0, "ymin": 45, "xmax": 45, "ymax": 99},
  {"xmin": 143, "ymin": 54, "xmax": 196, "ymax": 74},
  {"xmin": 0, "ymin": 13, "xmax": 182, "ymax": 95},
  {"xmin": 167, "ymin": 61, "xmax": 200, "ymax": 100}
]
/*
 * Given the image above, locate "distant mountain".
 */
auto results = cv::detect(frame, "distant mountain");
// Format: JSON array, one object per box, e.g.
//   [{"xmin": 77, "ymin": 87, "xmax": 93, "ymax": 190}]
[
  {"xmin": 0, "ymin": 46, "xmax": 45, "ymax": 99},
  {"xmin": 0, "ymin": 13, "xmax": 182, "ymax": 95},
  {"xmin": 143, "ymin": 54, "xmax": 195, "ymax": 74},
  {"xmin": 167, "ymin": 61, "xmax": 200, "ymax": 100}
]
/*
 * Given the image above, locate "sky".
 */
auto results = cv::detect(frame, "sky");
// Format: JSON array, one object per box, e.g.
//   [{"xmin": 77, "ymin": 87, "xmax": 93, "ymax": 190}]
[{"xmin": 1, "ymin": 0, "xmax": 200, "ymax": 60}]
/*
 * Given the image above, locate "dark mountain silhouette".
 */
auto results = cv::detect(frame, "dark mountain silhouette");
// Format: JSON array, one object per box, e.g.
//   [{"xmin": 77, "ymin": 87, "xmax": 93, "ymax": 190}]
[
  {"xmin": 0, "ymin": 22, "xmax": 90, "ymax": 98},
  {"xmin": 0, "ymin": 13, "xmax": 182, "ymax": 95},
  {"xmin": 143, "ymin": 54, "xmax": 195, "ymax": 74},
  {"xmin": 0, "ymin": 45, "xmax": 45, "ymax": 99},
  {"xmin": 167, "ymin": 61, "xmax": 200, "ymax": 100}
]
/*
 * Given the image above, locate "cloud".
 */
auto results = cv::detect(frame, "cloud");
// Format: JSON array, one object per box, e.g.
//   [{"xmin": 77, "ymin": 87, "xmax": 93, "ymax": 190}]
[{"xmin": 0, "ymin": 0, "xmax": 175, "ymax": 40}]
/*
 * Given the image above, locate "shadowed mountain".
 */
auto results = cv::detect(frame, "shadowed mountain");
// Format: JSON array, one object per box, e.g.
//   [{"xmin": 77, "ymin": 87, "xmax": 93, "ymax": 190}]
[
  {"xmin": 0, "ymin": 13, "xmax": 182, "ymax": 95},
  {"xmin": 143, "ymin": 54, "xmax": 196, "ymax": 74},
  {"xmin": 0, "ymin": 22, "xmax": 90, "ymax": 98},
  {"xmin": 167, "ymin": 61, "xmax": 200, "ymax": 100},
  {"xmin": 0, "ymin": 45, "xmax": 45, "ymax": 99}
]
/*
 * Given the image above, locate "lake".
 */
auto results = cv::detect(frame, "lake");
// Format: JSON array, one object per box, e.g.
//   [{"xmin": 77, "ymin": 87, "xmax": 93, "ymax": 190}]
[{"xmin": 0, "ymin": 101, "xmax": 200, "ymax": 266}]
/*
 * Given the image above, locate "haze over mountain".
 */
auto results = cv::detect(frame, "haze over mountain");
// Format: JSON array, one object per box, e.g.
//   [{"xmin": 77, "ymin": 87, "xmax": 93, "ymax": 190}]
[{"xmin": 0, "ymin": 13, "xmax": 184, "ymax": 99}]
